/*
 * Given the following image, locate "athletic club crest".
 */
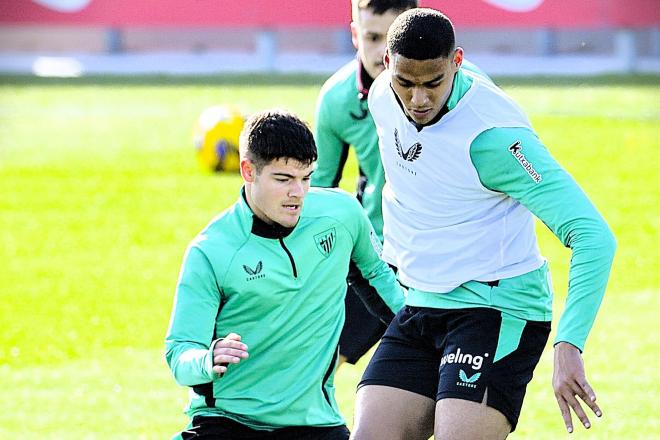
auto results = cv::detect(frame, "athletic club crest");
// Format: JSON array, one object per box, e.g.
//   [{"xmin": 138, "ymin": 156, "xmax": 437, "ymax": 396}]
[{"xmin": 314, "ymin": 228, "xmax": 336, "ymax": 258}]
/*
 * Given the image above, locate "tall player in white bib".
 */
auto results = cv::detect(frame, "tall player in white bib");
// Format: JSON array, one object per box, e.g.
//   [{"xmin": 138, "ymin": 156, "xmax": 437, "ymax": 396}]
[{"xmin": 351, "ymin": 8, "xmax": 616, "ymax": 440}]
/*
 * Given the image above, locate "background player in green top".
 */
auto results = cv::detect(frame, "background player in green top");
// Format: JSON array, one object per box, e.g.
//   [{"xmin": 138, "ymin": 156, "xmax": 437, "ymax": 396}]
[
  {"xmin": 165, "ymin": 109, "xmax": 404, "ymax": 439},
  {"xmin": 314, "ymin": 0, "xmax": 417, "ymax": 241},
  {"xmin": 312, "ymin": 0, "xmax": 418, "ymax": 364},
  {"xmin": 313, "ymin": 0, "xmax": 417, "ymax": 367}
]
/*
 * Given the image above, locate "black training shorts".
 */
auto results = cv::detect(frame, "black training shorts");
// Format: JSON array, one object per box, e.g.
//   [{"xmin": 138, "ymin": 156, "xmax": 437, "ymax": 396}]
[
  {"xmin": 359, "ymin": 306, "xmax": 550, "ymax": 431},
  {"xmin": 181, "ymin": 416, "xmax": 350, "ymax": 440}
]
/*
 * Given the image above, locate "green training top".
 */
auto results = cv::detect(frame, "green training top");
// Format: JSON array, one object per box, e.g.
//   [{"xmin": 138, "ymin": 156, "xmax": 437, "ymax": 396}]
[
  {"xmin": 165, "ymin": 187, "xmax": 404, "ymax": 430},
  {"xmin": 405, "ymin": 70, "xmax": 616, "ymax": 351},
  {"xmin": 313, "ymin": 60, "xmax": 385, "ymax": 239}
]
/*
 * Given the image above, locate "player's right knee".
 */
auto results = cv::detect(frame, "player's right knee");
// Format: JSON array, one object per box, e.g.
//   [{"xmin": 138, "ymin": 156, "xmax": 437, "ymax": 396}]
[
  {"xmin": 352, "ymin": 424, "xmax": 432, "ymax": 440},
  {"xmin": 353, "ymin": 386, "xmax": 434, "ymax": 440}
]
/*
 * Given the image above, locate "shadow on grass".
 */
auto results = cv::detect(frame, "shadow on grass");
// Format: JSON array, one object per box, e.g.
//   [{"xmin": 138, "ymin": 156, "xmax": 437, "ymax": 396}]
[{"xmin": 1, "ymin": 73, "xmax": 659, "ymax": 87}]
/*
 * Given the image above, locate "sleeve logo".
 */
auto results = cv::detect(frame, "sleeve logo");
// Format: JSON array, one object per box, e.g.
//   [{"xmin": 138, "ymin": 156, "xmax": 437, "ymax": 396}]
[{"xmin": 508, "ymin": 141, "xmax": 542, "ymax": 183}]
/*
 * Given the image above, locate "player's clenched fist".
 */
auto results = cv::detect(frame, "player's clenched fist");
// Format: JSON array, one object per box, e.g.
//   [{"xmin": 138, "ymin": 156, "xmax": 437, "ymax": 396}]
[{"xmin": 212, "ymin": 332, "xmax": 249, "ymax": 374}]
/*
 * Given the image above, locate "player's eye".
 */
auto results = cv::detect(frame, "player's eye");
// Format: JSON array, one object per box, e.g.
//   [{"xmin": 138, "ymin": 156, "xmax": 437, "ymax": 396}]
[{"xmin": 364, "ymin": 32, "xmax": 381, "ymax": 42}]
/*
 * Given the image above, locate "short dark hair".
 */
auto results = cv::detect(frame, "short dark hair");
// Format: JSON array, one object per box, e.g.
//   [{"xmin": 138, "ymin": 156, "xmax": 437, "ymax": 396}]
[
  {"xmin": 353, "ymin": 0, "xmax": 418, "ymax": 19},
  {"xmin": 387, "ymin": 8, "xmax": 455, "ymax": 60},
  {"xmin": 240, "ymin": 109, "xmax": 317, "ymax": 172}
]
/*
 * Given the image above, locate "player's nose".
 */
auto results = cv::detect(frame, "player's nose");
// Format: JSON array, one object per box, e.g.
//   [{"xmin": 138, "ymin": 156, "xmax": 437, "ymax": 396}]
[
  {"xmin": 410, "ymin": 87, "xmax": 429, "ymax": 106},
  {"xmin": 288, "ymin": 180, "xmax": 305, "ymax": 198}
]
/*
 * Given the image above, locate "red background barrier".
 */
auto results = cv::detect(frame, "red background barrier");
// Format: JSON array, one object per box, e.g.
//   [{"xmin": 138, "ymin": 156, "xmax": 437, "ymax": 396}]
[{"xmin": 0, "ymin": 0, "xmax": 658, "ymax": 28}]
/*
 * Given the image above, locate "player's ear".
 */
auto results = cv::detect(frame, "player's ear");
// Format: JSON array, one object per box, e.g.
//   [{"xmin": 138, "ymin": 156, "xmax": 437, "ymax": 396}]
[
  {"xmin": 384, "ymin": 50, "xmax": 390, "ymax": 69},
  {"xmin": 453, "ymin": 47, "xmax": 464, "ymax": 69},
  {"xmin": 350, "ymin": 21, "xmax": 359, "ymax": 50},
  {"xmin": 240, "ymin": 159, "xmax": 256, "ymax": 183}
]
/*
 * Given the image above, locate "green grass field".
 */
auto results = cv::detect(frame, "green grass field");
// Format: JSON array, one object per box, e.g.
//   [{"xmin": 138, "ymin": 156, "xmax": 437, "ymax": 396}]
[{"xmin": 0, "ymin": 74, "xmax": 658, "ymax": 439}]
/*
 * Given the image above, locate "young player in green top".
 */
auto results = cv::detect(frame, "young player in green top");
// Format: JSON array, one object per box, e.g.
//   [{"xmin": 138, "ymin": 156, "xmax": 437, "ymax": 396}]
[{"xmin": 165, "ymin": 109, "xmax": 404, "ymax": 440}]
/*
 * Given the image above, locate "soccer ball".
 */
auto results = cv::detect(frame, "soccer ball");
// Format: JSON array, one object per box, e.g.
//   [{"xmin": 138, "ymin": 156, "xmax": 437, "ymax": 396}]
[{"xmin": 193, "ymin": 105, "xmax": 244, "ymax": 172}]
